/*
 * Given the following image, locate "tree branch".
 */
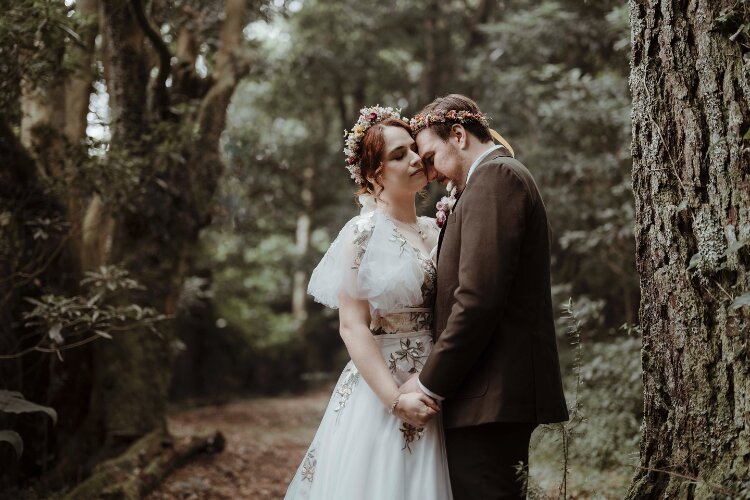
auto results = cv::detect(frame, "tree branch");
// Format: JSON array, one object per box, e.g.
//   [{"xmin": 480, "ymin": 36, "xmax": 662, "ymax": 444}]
[
  {"xmin": 129, "ymin": 0, "xmax": 172, "ymax": 118},
  {"xmin": 197, "ymin": 0, "xmax": 251, "ymax": 148}
]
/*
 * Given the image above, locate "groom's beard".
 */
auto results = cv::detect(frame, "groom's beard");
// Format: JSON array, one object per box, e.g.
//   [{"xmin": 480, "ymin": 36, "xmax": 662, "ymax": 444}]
[
  {"xmin": 434, "ymin": 173, "xmax": 453, "ymax": 187},
  {"xmin": 427, "ymin": 168, "xmax": 449, "ymax": 185}
]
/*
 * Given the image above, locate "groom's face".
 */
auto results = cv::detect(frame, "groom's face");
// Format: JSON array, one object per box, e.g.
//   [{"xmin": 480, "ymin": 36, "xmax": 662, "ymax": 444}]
[{"xmin": 415, "ymin": 128, "xmax": 462, "ymax": 186}]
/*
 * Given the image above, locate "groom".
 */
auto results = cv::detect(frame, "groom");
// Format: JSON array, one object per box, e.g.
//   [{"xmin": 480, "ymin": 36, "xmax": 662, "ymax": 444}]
[{"xmin": 400, "ymin": 94, "xmax": 569, "ymax": 499}]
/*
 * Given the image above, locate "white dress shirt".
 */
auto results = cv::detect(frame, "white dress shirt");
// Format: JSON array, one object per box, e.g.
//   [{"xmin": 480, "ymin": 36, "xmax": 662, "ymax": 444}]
[{"xmin": 466, "ymin": 144, "xmax": 502, "ymax": 185}]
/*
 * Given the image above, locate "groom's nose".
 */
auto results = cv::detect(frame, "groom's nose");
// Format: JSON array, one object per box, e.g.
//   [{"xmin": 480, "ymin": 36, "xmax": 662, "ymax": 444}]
[{"xmin": 424, "ymin": 164, "xmax": 439, "ymax": 182}]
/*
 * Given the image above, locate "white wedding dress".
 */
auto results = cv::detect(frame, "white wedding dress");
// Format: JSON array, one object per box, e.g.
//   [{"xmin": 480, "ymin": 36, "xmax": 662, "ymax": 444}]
[{"xmin": 284, "ymin": 209, "xmax": 453, "ymax": 500}]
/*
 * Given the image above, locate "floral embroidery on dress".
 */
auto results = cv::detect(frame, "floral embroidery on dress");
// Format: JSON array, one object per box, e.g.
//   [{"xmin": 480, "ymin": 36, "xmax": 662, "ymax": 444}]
[
  {"xmin": 387, "ymin": 338, "xmax": 428, "ymax": 374},
  {"xmin": 368, "ymin": 222, "xmax": 437, "ymax": 336},
  {"xmin": 400, "ymin": 423, "xmax": 425, "ymax": 452},
  {"xmin": 411, "ymin": 310, "xmax": 432, "ymax": 331},
  {"xmin": 419, "ymin": 254, "xmax": 437, "ymax": 303},
  {"xmin": 334, "ymin": 366, "xmax": 360, "ymax": 415},
  {"xmin": 371, "ymin": 310, "xmax": 432, "ymax": 335},
  {"xmin": 301, "ymin": 448, "xmax": 317, "ymax": 481},
  {"xmin": 388, "ymin": 226, "xmax": 409, "ymax": 255},
  {"xmin": 352, "ymin": 212, "xmax": 376, "ymax": 269}
]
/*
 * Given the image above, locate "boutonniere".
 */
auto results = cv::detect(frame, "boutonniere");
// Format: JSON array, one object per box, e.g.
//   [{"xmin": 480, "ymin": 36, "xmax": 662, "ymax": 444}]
[{"xmin": 435, "ymin": 181, "xmax": 458, "ymax": 228}]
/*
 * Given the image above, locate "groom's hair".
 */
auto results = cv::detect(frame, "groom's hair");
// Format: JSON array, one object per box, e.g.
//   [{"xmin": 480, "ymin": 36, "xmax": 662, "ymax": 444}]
[{"xmin": 419, "ymin": 94, "xmax": 493, "ymax": 143}]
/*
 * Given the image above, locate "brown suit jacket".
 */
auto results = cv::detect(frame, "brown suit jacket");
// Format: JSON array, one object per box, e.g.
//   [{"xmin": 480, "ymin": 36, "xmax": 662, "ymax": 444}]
[{"xmin": 420, "ymin": 148, "xmax": 569, "ymax": 429}]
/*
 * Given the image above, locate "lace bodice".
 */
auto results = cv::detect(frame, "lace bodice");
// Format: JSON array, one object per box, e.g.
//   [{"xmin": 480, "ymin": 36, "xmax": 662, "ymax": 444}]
[
  {"xmin": 308, "ymin": 210, "xmax": 438, "ymax": 335},
  {"xmin": 368, "ymin": 244, "xmax": 436, "ymax": 335}
]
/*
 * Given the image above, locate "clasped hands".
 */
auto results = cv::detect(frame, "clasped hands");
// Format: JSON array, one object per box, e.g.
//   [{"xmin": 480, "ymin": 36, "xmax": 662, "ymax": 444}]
[{"xmin": 393, "ymin": 373, "xmax": 440, "ymax": 427}]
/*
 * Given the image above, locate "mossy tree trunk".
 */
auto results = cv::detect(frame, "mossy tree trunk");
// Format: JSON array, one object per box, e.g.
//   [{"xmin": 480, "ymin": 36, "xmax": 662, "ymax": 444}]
[
  {"xmin": 1, "ymin": 0, "xmax": 254, "ymax": 493},
  {"xmin": 628, "ymin": 0, "xmax": 750, "ymax": 497},
  {"xmin": 81, "ymin": 0, "xmax": 251, "ymax": 465}
]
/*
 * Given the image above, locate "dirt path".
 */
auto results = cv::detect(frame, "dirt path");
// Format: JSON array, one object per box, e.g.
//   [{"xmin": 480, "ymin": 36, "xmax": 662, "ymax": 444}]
[
  {"xmin": 145, "ymin": 389, "xmax": 627, "ymax": 499},
  {"xmin": 147, "ymin": 389, "xmax": 331, "ymax": 500}
]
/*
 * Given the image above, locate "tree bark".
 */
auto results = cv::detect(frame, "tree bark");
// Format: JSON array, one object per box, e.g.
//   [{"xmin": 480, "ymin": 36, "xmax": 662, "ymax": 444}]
[
  {"xmin": 80, "ymin": 0, "xmax": 251, "ymax": 462},
  {"xmin": 86, "ymin": 2, "xmax": 162, "ymax": 451},
  {"xmin": 628, "ymin": 0, "xmax": 750, "ymax": 497}
]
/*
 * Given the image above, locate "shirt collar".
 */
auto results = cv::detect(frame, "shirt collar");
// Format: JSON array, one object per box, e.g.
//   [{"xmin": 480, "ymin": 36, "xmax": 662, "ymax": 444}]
[{"xmin": 465, "ymin": 144, "xmax": 502, "ymax": 185}]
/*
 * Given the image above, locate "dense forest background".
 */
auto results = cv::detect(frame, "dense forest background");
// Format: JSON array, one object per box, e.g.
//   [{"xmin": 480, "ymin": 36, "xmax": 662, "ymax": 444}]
[
  {"xmin": 197, "ymin": 0, "xmax": 635, "ymax": 398},
  {"xmin": 195, "ymin": 1, "xmax": 640, "ymax": 492},
  {"xmin": 7, "ymin": 0, "xmax": 745, "ymax": 497}
]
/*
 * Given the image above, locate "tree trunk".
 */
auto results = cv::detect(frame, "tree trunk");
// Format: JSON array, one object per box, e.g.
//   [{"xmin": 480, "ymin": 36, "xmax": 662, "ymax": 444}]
[
  {"xmin": 80, "ymin": 0, "xmax": 250, "ymax": 464},
  {"xmin": 292, "ymin": 167, "xmax": 313, "ymax": 321},
  {"xmin": 1, "ymin": 0, "xmax": 251, "ymax": 491},
  {"xmin": 628, "ymin": 0, "xmax": 750, "ymax": 497},
  {"xmin": 64, "ymin": 0, "xmax": 99, "ymax": 266},
  {"xmin": 420, "ymin": 0, "xmax": 439, "ymax": 104},
  {"xmin": 86, "ymin": 2, "xmax": 163, "ymax": 452}
]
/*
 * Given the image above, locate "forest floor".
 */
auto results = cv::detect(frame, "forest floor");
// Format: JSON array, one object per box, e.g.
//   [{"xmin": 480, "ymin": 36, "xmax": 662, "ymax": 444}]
[
  {"xmin": 146, "ymin": 388, "xmax": 332, "ymax": 500},
  {"xmin": 146, "ymin": 387, "xmax": 630, "ymax": 500}
]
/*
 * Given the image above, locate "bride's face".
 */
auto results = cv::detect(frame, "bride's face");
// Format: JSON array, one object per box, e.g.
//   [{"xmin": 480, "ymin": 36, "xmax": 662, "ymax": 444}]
[{"xmin": 376, "ymin": 126, "xmax": 427, "ymax": 194}]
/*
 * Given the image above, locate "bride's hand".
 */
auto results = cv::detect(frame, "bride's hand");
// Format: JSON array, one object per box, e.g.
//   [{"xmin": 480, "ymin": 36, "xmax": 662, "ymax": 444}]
[{"xmin": 394, "ymin": 392, "xmax": 440, "ymax": 427}]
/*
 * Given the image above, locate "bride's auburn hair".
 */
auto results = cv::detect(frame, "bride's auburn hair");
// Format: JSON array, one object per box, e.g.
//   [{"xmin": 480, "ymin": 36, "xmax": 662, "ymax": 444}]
[{"xmin": 356, "ymin": 118, "xmax": 412, "ymax": 198}]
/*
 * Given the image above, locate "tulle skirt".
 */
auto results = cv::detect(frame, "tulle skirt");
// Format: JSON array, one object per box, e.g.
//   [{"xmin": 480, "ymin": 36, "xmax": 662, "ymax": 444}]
[{"xmin": 284, "ymin": 330, "xmax": 453, "ymax": 500}]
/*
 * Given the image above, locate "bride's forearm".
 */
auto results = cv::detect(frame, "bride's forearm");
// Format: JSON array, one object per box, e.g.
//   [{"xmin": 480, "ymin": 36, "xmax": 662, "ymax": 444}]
[{"xmin": 340, "ymin": 324, "xmax": 399, "ymax": 408}]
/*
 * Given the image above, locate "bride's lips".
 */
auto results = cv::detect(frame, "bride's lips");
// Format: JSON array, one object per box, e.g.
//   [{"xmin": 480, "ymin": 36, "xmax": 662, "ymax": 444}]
[{"xmin": 410, "ymin": 168, "xmax": 425, "ymax": 177}]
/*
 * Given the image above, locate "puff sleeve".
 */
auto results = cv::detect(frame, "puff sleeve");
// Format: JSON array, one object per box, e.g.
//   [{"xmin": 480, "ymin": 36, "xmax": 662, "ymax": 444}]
[{"xmin": 307, "ymin": 212, "xmax": 427, "ymax": 314}]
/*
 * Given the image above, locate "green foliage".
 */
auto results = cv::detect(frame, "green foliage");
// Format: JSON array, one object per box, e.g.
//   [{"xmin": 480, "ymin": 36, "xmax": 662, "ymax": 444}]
[
  {"xmin": 716, "ymin": 1, "xmax": 750, "ymax": 48},
  {"xmin": 0, "ymin": 0, "xmax": 93, "ymax": 121},
  {"xmin": 209, "ymin": 232, "xmax": 301, "ymax": 349},
  {"xmin": 0, "ymin": 430, "xmax": 23, "ymax": 459},
  {"xmin": 0, "ymin": 391, "xmax": 57, "ymax": 424},
  {"xmin": 527, "ymin": 302, "xmax": 642, "ymax": 497},
  {"xmin": 0, "ymin": 390, "xmax": 57, "ymax": 459},
  {"xmin": 575, "ymin": 334, "xmax": 642, "ymax": 468},
  {"xmin": 196, "ymin": 0, "xmax": 639, "ymax": 406},
  {"xmin": 472, "ymin": 0, "xmax": 635, "ymax": 330},
  {"xmin": 77, "ymin": 118, "xmax": 200, "ymax": 213},
  {"xmin": 4, "ymin": 265, "xmax": 169, "ymax": 360}
]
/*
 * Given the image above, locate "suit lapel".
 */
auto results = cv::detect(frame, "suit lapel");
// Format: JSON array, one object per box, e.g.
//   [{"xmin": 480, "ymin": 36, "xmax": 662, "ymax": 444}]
[
  {"xmin": 436, "ymin": 220, "xmax": 447, "ymax": 263},
  {"xmin": 435, "ymin": 146, "xmax": 511, "ymax": 263}
]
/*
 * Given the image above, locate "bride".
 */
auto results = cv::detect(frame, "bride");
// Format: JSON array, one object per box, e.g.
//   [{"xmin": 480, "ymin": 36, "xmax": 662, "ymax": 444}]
[{"xmin": 284, "ymin": 106, "xmax": 453, "ymax": 499}]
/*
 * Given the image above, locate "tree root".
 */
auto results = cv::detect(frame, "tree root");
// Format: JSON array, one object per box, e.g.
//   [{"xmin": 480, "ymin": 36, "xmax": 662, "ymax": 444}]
[{"xmin": 64, "ymin": 429, "xmax": 225, "ymax": 499}]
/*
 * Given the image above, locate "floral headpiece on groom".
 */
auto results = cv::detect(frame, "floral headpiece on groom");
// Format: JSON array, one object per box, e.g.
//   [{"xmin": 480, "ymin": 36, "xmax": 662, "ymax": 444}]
[
  {"xmin": 409, "ymin": 99, "xmax": 515, "ymax": 228},
  {"xmin": 408, "ymin": 109, "xmax": 490, "ymax": 136},
  {"xmin": 344, "ymin": 105, "xmax": 402, "ymax": 184},
  {"xmin": 409, "ymin": 107, "xmax": 515, "ymax": 158}
]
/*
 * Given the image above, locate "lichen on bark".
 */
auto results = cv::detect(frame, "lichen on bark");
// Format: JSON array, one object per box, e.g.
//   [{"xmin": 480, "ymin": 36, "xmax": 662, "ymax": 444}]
[{"xmin": 628, "ymin": 0, "xmax": 750, "ymax": 497}]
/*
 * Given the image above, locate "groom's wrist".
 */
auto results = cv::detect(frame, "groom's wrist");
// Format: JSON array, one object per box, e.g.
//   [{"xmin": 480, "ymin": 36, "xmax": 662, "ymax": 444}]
[{"xmin": 417, "ymin": 378, "xmax": 445, "ymax": 401}]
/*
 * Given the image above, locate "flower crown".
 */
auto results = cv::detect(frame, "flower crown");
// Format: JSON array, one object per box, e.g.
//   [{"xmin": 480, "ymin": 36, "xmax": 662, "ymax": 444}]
[
  {"xmin": 344, "ymin": 105, "xmax": 402, "ymax": 184},
  {"xmin": 409, "ymin": 109, "xmax": 490, "ymax": 136}
]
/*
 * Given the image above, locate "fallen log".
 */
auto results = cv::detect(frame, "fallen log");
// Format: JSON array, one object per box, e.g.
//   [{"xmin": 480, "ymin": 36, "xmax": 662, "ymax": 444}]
[{"xmin": 64, "ymin": 429, "xmax": 225, "ymax": 499}]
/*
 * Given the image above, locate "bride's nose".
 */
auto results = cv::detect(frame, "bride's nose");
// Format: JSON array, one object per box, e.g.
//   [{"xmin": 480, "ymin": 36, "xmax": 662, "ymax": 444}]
[{"xmin": 409, "ymin": 151, "xmax": 423, "ymax": 168}]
